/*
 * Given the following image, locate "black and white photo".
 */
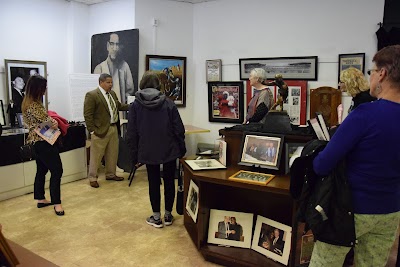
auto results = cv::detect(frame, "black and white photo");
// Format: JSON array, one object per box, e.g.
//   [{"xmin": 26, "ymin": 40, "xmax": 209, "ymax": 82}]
[{"xmin": 186, "ymin": 180, "xmax": 199, "ymax": 222}]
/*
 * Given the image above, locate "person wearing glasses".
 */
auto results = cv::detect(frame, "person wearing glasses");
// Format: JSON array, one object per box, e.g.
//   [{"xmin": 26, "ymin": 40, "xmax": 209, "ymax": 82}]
[
  {"xmin": 339, "ymin": 67, "xmax": 376, "ymax": 114},
  {"xmin": 94, "ymin": 32, "xmax": 134, "ymax": 104},
  {"xmin": 309, "ymin": 45, "xmax": 400, "ymax": 266}
]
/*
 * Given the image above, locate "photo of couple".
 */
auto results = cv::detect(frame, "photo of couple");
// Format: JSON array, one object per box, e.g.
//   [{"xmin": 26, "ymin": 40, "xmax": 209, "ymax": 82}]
[
  {"xmin": 216, "ymin": 216, "xmax": 244, "ymax": 242},
  {"xmin": 257, "ymin": 224, "xmax": 286, "ymax": 256}
]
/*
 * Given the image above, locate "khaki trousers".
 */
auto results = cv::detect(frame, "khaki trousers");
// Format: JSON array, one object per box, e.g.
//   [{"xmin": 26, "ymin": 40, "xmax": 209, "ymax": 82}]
[
  {"xmin": 309, "ymin": 211, "xmax": 400, "ymax": 267},
  {"xmin": 88, "ymin": 125, "xmax": 119, "ymax": 182}
]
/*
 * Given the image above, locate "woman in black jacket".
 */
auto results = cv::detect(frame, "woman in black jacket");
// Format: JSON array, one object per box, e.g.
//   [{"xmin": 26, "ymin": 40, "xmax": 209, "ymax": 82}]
[{"xmin": 127, "ymin": 71, "xmax": 186, "ymax": 228}]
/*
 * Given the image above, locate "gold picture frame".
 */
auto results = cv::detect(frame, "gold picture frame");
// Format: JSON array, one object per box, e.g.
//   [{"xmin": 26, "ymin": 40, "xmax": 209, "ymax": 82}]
[{"xmin": 229, "ymin": 170, "xmax": 275, "ymax": 186}]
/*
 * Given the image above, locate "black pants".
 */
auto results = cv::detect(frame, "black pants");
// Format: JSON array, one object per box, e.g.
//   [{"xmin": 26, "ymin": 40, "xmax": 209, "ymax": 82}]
[
  {"xmin": 33, "ymin": 141, "xmax": 63, "ymax": 204},
  {"xmin": 146, "ymin": 160, "xmax": 176, "ymax": 213}
]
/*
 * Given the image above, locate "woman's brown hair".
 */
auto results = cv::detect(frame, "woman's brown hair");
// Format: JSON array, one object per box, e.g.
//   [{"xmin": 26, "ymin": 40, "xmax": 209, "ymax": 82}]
[
  {"xmin": 139, "ymin": 71, "xmax": 161, "ymax": 90},
  {"xmin": 21, "ymin": 75, "xmax": 47, "ymax": 112}
]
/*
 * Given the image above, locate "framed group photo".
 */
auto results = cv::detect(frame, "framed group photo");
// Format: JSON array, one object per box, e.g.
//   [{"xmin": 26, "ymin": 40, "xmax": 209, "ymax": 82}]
[
  {"xmin": 146, "ymin": 54, "xmax": 186, "ymax": 107},
  {"xmin": 239, "ymin": 56, "xmax": 318, "ymax": 81},
  {"xmin": 4, "ymin": 59, "xmax": 48, "ymax": 112},
  {"xmin": 208, "ymin": 81, "xmax": 244, "ymax": 123},
  {"xmin": 185, "ymin": 180, "xmax": 199, "ymax": 223},
  {"xmin": 251, "ymin": 215, "xmax": 292, "ymax": 266},
  {"xmin": 206, "ymin": 59, "xmax": 222, "ymax": 82},
  {"xmin": 338, "ymin": 53, "xmax": 365, "ymax": 82},
  {"xmin": 207, "ymin": 209, "xmax": 253, "ymax": 248},
  {"xmin": 229, "ymin": 170, "xmax": 275, "ymax": 186}
]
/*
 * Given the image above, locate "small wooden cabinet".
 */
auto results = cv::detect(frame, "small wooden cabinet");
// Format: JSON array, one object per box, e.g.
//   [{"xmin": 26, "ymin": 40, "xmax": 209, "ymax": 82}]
[{"xmin": 182, "ymin": 129, "xmax": 313, "ymax": 266}]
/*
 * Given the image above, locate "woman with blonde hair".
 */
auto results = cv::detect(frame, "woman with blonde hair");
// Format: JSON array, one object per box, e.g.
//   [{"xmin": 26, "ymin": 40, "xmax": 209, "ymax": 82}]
[
  {"xmin": 339, "ymin": 67, "xmax": 376, "ymax": 113},
  {"xmin": 22, "ymin": 75, "xmax": 64, "ymax": 216}
]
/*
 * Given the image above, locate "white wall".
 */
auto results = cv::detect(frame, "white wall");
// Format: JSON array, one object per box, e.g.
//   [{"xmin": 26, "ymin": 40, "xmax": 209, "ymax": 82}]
[
  {"xmin": 192, "ymin": 0, "xmax": 384, "ymax": 145},
  {"xmin": 135, "ymin": 0, "xmax": 194, "ymax": 124}
]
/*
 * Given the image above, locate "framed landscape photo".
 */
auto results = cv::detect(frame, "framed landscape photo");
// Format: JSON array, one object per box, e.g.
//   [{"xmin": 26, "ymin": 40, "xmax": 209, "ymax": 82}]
[
  {"xmin": 206, "ymin": 59, "xmax": 222, "ymax": 82},
  {"xmin": 229, "ymin": 170, "xmax": 275, "ymax": 186},
  {"xmin": 338, "ymin": 53, "xmax": 365, "ymax": 83},
  {"xmin": 239, "ymin": 132, "xmax": 284, "ymax": 170},
  {"xmin": 251, "ymin": 215, "xmax": 292, "ymax": 266},
  {"xmin": 186, "ymin": 180, "xmax": 199, "ymax": 223},
  {"xmin": 5, "ymin": 59, "xmax": 48, "ymax": 112},
  {"xmin": 208, "ymin": 81, "xmax": 244, "ymax": 123},
  {"xmin": 207, "ymin": 209, "xmax": 254, "ymax": 248},
  {"xmin": 239, "ymin": 56, "xmax": 318, "ymax": 81},
  {"xmin": 146, "ymin": 55, "xmax": 186, "ymax": 107}
]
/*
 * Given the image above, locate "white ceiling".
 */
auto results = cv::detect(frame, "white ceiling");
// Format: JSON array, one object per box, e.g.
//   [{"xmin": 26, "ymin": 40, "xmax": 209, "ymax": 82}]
[{"xmin": 66, "ymin": 0, "xmax": 215, "ymax": 5}]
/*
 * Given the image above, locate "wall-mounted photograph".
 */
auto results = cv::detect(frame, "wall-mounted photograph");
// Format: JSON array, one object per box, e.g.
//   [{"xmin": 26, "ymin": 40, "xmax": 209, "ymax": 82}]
[
  {"xmin": 239, "ymin": 56, "xmax": 318, "ymax": 81},
  {"xmin": 206, "ymin": 59, "xmax": 222, "ymax": 82},
  {"xmin": 207, "ymin": 209, "xmax": 254, "ymax": 248},
  {"xmin": 208, "ymin": 81, "xmax": 244, "ymax": 123},
  {"xmin": 4, "ymin": 59, "xmax": 48, "ymax": 126},
  {"xmin": 338, "ymin": 53, "xmax": 365, "ymax": 83},
  {"xmin": 146, "ymin": 55, "xmax": 187, "ymax": 107},
  {"xmin": 251, "ymin": 215, "xmax": 292, "ymax": 266},
  {"xmin": 186, "ymin": 180, "xmax": 199, "ymax": 223},
  {"xmin": 91, "ymin": 29, "xmax": 139, "ymax": 105}
]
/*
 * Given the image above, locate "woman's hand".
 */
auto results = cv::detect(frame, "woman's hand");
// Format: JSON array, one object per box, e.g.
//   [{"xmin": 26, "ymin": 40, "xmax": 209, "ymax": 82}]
[{"xmin": 50, "ymin": 118, "xmax": 58, "ymax": 129}]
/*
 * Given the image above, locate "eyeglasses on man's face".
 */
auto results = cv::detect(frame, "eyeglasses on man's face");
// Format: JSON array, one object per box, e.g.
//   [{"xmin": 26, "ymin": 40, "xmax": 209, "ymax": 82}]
[{"xmin": 367, "ymin": 69, "xmax": 379, "ymax": 75}]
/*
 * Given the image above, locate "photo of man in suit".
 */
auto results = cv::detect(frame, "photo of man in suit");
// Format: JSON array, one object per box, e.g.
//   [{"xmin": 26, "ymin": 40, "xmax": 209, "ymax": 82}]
[
  {"xmin": 271, "ymin": 228, "xmax": 285, "ymax": 256},
  {"xmin": 11, "ymin": 76, "xmax": 25, "ymax": 114},
  {"xmin": 217, "ymin": 216, "xmax": 231, "ymax": 239},
  {"xmin": 83, "ymin": 73, "xmax": 129, "ymax": 188}
]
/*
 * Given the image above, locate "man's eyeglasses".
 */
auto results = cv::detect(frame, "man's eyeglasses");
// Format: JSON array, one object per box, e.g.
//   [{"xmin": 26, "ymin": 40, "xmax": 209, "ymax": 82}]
[{"xmin": 367, "ymin": 69, "xmax": 379, "ymax": 75}]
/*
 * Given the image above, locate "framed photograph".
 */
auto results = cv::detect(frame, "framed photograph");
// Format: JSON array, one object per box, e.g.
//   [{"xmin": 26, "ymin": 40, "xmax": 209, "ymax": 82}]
[
  {"xmin": 186, "ymin": 180, "xmax": 199, "ymax": 223},
  {"xmin": 207, "ymin": 209, "xmax": 254, "ymax": 248},
  {"xmin": 239, "ymin": 132, "xmax": 284, "ymax": 170},
  {"xmin": 206, "ymin": 59, "xmax": 222, "ymax": 82},
  {"xmin": 293, "ymin": 222, "xmax": 315, "ymax": 266},
  {"xmin": 338, "ymin": 53, "xmax": 365, "ymax": 83},
  {"xmin": 239, "ymin": 56, "xmax": 318, "ymax": 81},
  {"xmin": 229, "ymin": 170, "xmax": 275, "ymax": 186},
  {"xmin": 208, "ymin": 81, "xmax": 244, "ymax": 123},
  {"xmin": 246, "ymin": 80, "xmax": 308, "ymax": 125},
  {"xmin": 4, "ymin": 59, "xmax": 48, "ymax": 113},
  {"xmin": 251, "ymin": 215, "xmax": 292, "ymax": 266},
  {"xmin": 0, "ymin": 231, "xmax": 19, "ymax": 267},
  {"xmin": 285, "ymin": 143, "xmax": 304, "ymax": 174},
  {"xmin": 0, "ymin": 100, "xmax": 5, "ymax": 126},
  {"xmin": 185, "ymin": 159, "xmax": 227, "ymax": 171},
  {"xmin": 146, "ymin": 55, "xmax": 187, "ymax": 107}
]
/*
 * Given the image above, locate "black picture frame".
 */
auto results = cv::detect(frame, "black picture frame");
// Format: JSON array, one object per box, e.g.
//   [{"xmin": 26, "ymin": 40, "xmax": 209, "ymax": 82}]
[
  {"xmin": 338, "ymin": 53, "xmax": 365, "ymax": 83},
  {"xmin": 239, "ymin": 56, "xmax": 318, "ymax": 81},
  {"xmin": 146, "ymin": 54, "xmax": 187, "ymax": 107},
  {"xmin": 238, "ymin": 132, "xmax": 284, "ymax": 171},
  {"xmin": 208, "ymin": 81, "xmax": 244, "ymax": 123}
]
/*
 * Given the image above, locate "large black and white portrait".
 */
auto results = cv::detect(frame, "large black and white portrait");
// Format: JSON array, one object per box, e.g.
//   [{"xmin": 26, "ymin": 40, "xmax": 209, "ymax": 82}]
[{"xmin": 91, "ymin": 29, "xmax": 139, "ymax": 105}]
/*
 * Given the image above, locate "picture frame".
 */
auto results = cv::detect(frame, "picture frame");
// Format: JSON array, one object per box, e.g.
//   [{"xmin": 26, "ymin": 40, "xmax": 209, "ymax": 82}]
[
  {"xmin": 251, "ymin": 215, "xmax": 292, "ymax": 266},
  {"xmin": 338, "ymin": 53, "xmax": 365, "ymax": 83},
  {"xmin": 208, "ymin": 81, "xmax": 244, "ymax": 123},
  {"xmin": 246, "ymin": 80, "xmax": 308, "ymax": 125},
  {"xmin": 186, "ymin": 180, "xmax": 199, "ymax": 223},
  {"xmin": 229, "ymin": 170, "xmax": 275, "ymax": 186},
  {"xmin": 239, "ymin": 132, "xmax": 284, "ymax": 171},
  {"xmin": 284, "ymin": 143, "xmax": 305, "ymax": 174},
  {"xmin": 185, "ymin": 158, "xmax": 227, "ymax": 171},
  {"xmin": 145, "ymin": 55, "xmax": 186, "ymax": 107},
  {"xmin": 239, "ymin": 56, "xmax": 318, "ymax": 81},
  {"xmin": 206, "ymin": 59, "xmax": 222, "ymax": 82},
  {"xmin": 293, "ymin": 222, "xmax": 315, "ymax": 266},
  {"xmin": 0, "ymin": 100, "xmax": 5, "ymax": 126},
  {"xmin": 5, "ymin": 59, "xmax": 48, "ymax": 113},
  {"xmin": 207, "ymin": 209, "xmax": 254, "ymax": 249},
  {"xmin": 0, "ymin": 231, "xmax": 19, "ymax": 267}
]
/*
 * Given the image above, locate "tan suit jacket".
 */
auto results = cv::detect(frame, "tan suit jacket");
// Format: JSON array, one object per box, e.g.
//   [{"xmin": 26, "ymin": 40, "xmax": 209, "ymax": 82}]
[{"xmin": 83, "ymin": 88, "xmax": 129, "ymax": 138}]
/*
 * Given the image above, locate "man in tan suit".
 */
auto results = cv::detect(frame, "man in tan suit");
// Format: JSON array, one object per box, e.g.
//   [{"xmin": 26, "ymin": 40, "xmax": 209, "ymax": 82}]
[{"xmin": 84, "ymin": 73, "xmax": 129, "ymax": 188}]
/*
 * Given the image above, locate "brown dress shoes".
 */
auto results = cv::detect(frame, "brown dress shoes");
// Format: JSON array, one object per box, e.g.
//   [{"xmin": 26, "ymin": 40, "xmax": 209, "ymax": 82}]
[
  {"xmin": 106, "ymin": 175, "xmax": 124, "ymax": 181},
  {"xmin": 90, "ymin": 181, "xmax": 100, "ymax": 188}
]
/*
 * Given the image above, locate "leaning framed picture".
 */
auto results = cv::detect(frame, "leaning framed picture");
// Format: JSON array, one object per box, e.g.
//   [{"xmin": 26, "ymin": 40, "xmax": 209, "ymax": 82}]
[
  {"xmin": 207, "ymin": 209, "xmax": 254, "ymax": 248},
  {"xmin": 186, "ymin": 180, "xmax": 199, "ymax": 223},
  {"xmin": 4, "ymin": 59, "xmax": 48, "ymax": 113},
  {"xmin": 145, "ymin": 55, "xmax": 187, "ymax": 107},
  {"xmin": 251, "ymin": 215, "xmax": 292, "ymax": 266},
  {"xmin": 239, "ymin": 132, "xmax": 284, "ymax": 170},
  {"xmin": 229, "ymin": 170, "xmax": 275, "ymax": 186},
  {"xmin": 208, "ymin": 81, "xmax": 244, "ymax": 123},
  {"xmin": 338, "ymin": 53, "xmax": 365, "ymax": 83},
  {"xmin": 239, "ymin": 56, "xmax": 318, "ymax": 81},
  {"xmin": 206, "ymin": 59, "xmax": 222, "ymax": 82}
]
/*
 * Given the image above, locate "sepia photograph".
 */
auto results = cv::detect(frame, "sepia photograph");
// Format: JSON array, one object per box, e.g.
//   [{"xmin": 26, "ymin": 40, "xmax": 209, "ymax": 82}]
[
  {"xmin": 207, "ymin": 209, "xmax": 253, "ymax": 248},
  {"xmin": 251, "ymin": 215, "xmax": 292, "ymax": 266},
  {"xmin": 229, "ymin": 170, "xmax": 275, "ymax": 186},
  {"xmin": 185, "ymin": 180, "xmax": 199, "ymax": 223}
]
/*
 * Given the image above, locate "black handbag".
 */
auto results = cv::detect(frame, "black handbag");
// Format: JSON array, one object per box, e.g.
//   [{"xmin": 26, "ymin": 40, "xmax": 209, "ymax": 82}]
[
  {"xmin": 20, "ymin": 143, "xmax": 36, "ymax": 161},
  {"xmin": 176, "ymin": 164, "xmax": 184, "ymax": 215}
]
